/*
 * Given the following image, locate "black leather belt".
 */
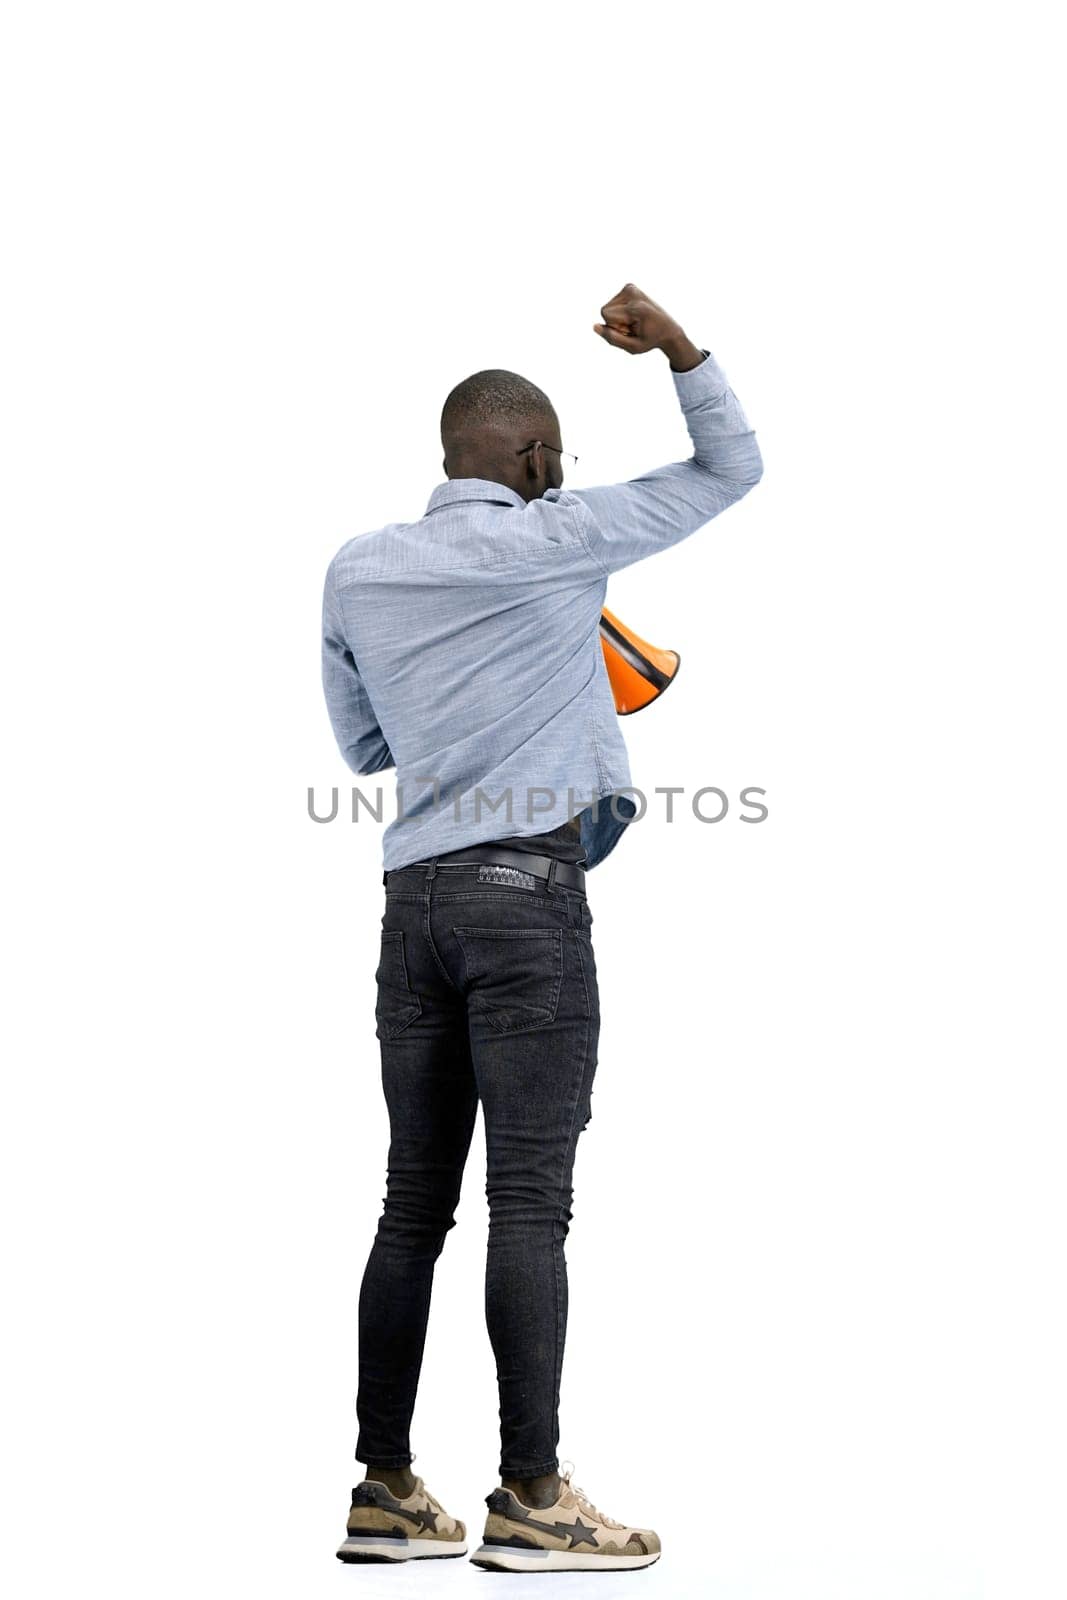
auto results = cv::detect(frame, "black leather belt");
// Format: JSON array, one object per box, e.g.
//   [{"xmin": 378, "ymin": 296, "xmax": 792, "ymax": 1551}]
[{"xmin": 389, "ymin": 845, "xmax": 587, "ymax": 892}]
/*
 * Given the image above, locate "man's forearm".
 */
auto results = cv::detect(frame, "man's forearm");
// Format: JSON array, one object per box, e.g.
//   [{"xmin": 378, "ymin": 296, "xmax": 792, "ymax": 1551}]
[{"xmin": 660, "ymin": 332, "xmax": 707, "ymax": 373}]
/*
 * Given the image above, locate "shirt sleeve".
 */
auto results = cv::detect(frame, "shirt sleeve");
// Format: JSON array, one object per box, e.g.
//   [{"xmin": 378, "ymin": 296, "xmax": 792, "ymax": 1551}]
[
  {"xmin": 321, "ymin": 562, "xmax": 395, "ymax": 775},
  {"xmin": 565, "ymin": 349, "xmax": 763, "ymax": 576}
]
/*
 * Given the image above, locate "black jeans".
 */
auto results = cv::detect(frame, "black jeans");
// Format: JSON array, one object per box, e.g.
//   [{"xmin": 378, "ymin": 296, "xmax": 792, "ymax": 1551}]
[{"xmin": 355, "ymin": 851, "xmax": 600, "ymax": 1479}]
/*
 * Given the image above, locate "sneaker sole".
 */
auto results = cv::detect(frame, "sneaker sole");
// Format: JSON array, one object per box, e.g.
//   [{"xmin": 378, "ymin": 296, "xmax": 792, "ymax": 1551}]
[
  {"xmin": 336, "ymin": 1536, "xmax": 467, "ymax": 1562},
  {"xmin": 470, "ymin": 1543, "xmax": 660, "ymax": 1572}
]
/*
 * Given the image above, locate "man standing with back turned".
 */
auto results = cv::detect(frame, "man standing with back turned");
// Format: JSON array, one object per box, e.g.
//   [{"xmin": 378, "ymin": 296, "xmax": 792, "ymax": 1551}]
[{"xmin": 323, "ymin": 284, "xmax": 763, "ymax": 1572}]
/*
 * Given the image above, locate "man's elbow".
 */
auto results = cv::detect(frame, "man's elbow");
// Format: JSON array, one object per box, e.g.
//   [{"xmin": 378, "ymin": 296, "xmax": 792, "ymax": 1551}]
[
  {"xmin": 692, "ymin": 433, "xmax": 764, "ymax": 502},
  {"xmin": 346, "ymin": 740, "xmax": 395, "ymax": 777},
  {"xmin": 730, "ymin": 434, "xmax": 764, "ymax": 496}
]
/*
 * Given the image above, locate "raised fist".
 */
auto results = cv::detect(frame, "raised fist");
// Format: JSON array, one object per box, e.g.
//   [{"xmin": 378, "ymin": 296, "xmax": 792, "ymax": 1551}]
[{"xmin": 592, "ymin": 284, "xmax": 685, "ymax": 355}]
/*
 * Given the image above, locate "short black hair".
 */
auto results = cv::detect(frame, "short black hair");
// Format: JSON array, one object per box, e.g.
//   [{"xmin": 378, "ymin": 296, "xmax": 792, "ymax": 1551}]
[{"xmin": 440, "ymin": 368, "xmax": 555, "ymax": 446}]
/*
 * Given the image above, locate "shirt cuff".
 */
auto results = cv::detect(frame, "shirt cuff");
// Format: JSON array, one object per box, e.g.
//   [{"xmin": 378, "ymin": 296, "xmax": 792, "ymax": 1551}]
[{"xmin": 670, "ymin": 347, "xmax": 729, "ymax": 406}]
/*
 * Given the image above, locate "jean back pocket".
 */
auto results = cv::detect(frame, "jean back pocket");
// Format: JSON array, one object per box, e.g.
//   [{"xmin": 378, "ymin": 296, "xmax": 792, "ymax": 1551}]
[
  {"xmin": 454, "ymin": 925, "xmax": 564, "ymax": 1035},
  {"xmin": 374, "ymin": 929, "xmax": 422, "ymax": 1040}
]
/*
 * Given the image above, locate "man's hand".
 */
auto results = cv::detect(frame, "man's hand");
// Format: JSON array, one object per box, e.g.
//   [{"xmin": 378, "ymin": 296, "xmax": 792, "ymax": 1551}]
[{"xmin": 592, "ymin": 284, "xmax": 706, "ymax": 370}]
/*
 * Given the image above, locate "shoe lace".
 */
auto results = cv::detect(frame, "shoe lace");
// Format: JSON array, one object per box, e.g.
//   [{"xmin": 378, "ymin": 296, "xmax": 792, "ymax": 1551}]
[
  {"xmin": 414, "ymin": 1469, "xmax": 446, "ymax": 1520},
  {"xmin": 395, "ymin": 1456, "xmax": 439, "ymax": 1511},
  {"xmin": 559, "ymin": 1460, "xmax": 627, "ymax": 1531}
]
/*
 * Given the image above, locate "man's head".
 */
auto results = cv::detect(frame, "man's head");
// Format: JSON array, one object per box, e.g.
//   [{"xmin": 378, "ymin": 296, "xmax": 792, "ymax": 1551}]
[{"xmin": 440, "ymin": 368, "xmax": 565, "ymax": 503}]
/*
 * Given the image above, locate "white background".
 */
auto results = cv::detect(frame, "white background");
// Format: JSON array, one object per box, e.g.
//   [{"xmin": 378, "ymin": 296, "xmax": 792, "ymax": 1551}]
[{"xmin": 3, "ymin": 4, "xmax": 1063, "ymax": 1598}]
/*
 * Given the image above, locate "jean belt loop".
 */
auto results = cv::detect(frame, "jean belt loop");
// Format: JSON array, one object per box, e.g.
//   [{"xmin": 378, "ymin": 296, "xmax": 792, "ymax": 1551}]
[
  {"xmin": 426, "ymin": 857, "xmax": 438, "ymax": 882},
  {"xmin": 546, "ymin": 859, "xmax": 558, "ymax": 893}
]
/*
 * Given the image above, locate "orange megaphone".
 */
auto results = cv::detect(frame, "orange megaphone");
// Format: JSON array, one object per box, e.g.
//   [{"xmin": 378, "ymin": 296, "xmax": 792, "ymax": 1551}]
[{"xmin": 599, "ymin": 606, "xmax": 681, "ymax": 715}]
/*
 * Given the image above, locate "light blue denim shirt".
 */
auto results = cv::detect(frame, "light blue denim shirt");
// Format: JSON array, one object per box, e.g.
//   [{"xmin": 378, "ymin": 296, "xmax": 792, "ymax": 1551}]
[{"xmin": 322, "ymin": 349, "xmax": 763, "ymax": 871}]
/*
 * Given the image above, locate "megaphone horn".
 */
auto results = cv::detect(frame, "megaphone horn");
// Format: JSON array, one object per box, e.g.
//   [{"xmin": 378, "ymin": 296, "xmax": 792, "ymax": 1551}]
[{"xmin": 599, "ymin": 606, "xmax": 681, "ymax": 715}]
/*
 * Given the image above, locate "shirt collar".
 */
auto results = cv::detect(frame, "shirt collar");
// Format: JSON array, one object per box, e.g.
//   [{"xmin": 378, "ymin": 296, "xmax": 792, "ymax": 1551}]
[{"xmin": 425, "ymin": 478, "xmax": 527, "ymax": 514}]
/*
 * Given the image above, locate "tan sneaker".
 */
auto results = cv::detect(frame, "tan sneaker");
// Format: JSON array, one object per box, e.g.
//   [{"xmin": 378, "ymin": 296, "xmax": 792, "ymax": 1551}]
[
  {"xmin": 471, "ymin": 1460, "xmax": 660, "ymax": 1572},
  {"xmin": 336, "ymin": 1475, "xmax": 467, "ymax": 1563}
]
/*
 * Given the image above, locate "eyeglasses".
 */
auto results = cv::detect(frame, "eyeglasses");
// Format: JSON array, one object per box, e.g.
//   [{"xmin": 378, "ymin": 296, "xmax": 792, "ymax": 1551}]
[{"xmin": 515, "ymin": 440, "xmax": 579, "ymax": 468}]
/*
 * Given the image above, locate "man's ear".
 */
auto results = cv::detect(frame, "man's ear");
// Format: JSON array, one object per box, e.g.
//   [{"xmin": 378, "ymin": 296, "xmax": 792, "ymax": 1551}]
[{"xmin": 520, "ymin": 441, "xmax": 543, "ymax": 484}]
